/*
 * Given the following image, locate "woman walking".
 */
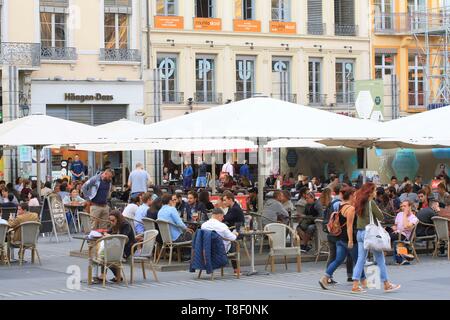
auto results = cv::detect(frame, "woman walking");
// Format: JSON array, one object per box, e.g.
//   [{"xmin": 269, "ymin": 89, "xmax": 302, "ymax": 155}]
[
  {"xmin": 319, "ymin": 187, "xmax": 363, "ymax": 289},
  {"xmin": 352, "ymin": 182, "xmax": 400, "ymax": 293}
]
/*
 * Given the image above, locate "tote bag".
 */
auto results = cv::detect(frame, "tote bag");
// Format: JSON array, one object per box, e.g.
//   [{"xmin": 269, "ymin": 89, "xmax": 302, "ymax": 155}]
[{"xmin": 363, "ymin": 201, "xmax": 391, "ymax": 252}]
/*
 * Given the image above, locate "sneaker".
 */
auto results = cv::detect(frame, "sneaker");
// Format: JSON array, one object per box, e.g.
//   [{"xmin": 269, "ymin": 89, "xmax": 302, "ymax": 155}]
[
  {"xmin": 347, "ymin": 277, "xmax": 353, "ymax": 282},
  {"xmin": 328, "ymin": 278, "xmax": 339, "ymax": 285},
  {"xmin": 233, "ymin": 269, "xmax": 242, "ymax": 276},
  {"xmin": 400, "ymin": 260, "xmax": 410, "ymax": 266},
  {"xmin": 384, "ymin": 283, "xmax": 401, "ymax": 293},
  {"xmin": 300, "ymin": 245, "xmax": 308, "ymax": 252},
  {"xmin": 319, "ymin": 277, "xmax": 329, "ymax": 290}
]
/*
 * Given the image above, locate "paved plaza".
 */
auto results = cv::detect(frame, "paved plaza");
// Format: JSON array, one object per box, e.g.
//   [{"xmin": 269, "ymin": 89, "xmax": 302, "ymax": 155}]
[{"xmin": 1, "ymin": 239, "xmax": 450, "ymax": 300}]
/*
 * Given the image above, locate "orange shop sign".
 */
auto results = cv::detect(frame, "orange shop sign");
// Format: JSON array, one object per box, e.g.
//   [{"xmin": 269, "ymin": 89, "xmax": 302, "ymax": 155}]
[
  {"xmin": 194, "ymin": 17, "xmax": 222, "ymax": 31},
  {"xmin": 233, "ymin": 19, "xmax": 261, "ymax": 32},
  {"xmin": 154, "ymin": 16, "xmax": 184, "ymax": 29},
  {"xmin": 270, "ymin": 21, "xmax": 297, "ymax": 34}
]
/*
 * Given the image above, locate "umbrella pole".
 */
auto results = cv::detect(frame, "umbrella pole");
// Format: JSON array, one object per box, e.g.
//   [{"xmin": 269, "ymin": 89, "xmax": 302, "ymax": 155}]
[
  {"xmin": 257, "ymin": 142, "xmax": 265, "ymax": 215},
  {"xmin": 362, "ymin": 147, "xmax": 368, "ymax": 184},
  {"xmin": 211, "ymin": 155, "xmax": 216, "ymax": 194},
  {"xmin": 36, "ymin": 146, "xmax": 42, "ymax": 196},
  {"xmin": 122, "ymin": 151, "xmax": 127, "ymax": 188}
]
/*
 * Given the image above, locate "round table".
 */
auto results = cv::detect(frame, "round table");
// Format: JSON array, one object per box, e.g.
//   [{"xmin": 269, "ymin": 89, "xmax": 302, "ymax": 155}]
[{"xmin": 240, "ymin": 230, "xmax": 275, "ymax": 276}]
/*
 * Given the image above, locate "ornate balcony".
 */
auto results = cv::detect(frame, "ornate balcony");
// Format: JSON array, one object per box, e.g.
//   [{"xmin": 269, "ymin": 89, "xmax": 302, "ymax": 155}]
[
  {"xmin": 99, "ymin": 48, "xmax": 141, "ymax": 62},
  {"xmin": 0, "ymin": 42, "xmax": 41, "ymax": 67},
  {"xmin": 194, "ymin": 92, "xmax": 223, "ymax": 104},
  {"xmin": 308, "ymin": 93, "xmax": 327, "ymax": 106},
  {"xmin": 271, "ymin": 93, "xmax": 297, "ymax": 103},
  {"xmin": 335, "ymin": 24, "xmax": 358, "ymax": 36},
  {"xmin": 41, "ymin": 46, "xmax": 77, "ymax": 61},
  {"xmin": 161, "ymin": 91, "xmax": 184, "ymax": 104},
  {"xmin": 307, "ymin": 22, "xmax": 326, "ymax": 35}
]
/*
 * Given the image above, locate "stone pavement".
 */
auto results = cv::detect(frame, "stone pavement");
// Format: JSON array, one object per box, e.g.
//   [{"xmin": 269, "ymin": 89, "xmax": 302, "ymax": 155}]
[{"xmin": 1, "ymin": 237, "xmax": 450, "ymax": 300}]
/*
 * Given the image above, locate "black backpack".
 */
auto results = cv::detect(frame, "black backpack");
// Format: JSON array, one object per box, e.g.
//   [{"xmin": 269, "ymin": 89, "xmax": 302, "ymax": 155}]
[{"xmin": 322, "ymin": 199, "xmax": 341, "ymax": 234}]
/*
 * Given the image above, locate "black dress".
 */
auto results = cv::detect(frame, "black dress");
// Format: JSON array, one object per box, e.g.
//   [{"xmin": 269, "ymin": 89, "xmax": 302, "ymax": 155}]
[{"xmin": 108, "ymin": 221, "xmax": 136, "ymax": 258}]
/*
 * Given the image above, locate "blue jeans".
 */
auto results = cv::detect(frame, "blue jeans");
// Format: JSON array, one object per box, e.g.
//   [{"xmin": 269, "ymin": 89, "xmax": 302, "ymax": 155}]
[
  {"xmin": 325, "ymin": 240, "xmax": 365, "ymax": 279},
  {"xmin": 196, "ymin": 176, "xmax": 207, "ymax": 187},
  {"xmin": 352, "ymin": 230, "xmax": 389, "ymax": 282},
  {"xmin": 183, "ymin": 176, "xmax": 193, "ymax": 189}
]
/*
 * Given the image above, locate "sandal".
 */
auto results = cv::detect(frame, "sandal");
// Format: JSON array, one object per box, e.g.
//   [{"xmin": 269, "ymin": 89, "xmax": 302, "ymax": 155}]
[
  {"xmin": 351, "ymin": 286, "xmax": 367, "ymax": 294},
  {"xmin": 384, "ymin": 283, "xmax": 401, "ymax": 293}
]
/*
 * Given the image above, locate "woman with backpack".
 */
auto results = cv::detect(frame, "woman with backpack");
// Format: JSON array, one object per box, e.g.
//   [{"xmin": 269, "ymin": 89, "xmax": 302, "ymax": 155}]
[
  {"xmin": 319, "ymin": 187, "xmax": 362, "ymax": 289},
  {"xmin": 351, "ymin": 182, "xmax": 400, "ymax": 293}
]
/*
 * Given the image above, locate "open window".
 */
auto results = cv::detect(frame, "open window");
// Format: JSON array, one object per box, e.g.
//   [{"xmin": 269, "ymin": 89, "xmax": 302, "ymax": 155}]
[
  {"xmin": 196, "ymin": 0, "xmax": 214, "ymax": 18},
  {"xmin": 235, "ymin": 0, "xmax": 254, "ymax": 20}
]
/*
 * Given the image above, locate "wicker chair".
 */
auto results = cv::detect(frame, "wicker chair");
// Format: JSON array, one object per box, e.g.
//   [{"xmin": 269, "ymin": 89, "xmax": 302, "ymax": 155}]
[
  {"xmin": 8, "ymin": 221, "xmax": 42, "ymax": 265},
  {"xmin": 432, "ymin": 216, "xmax": 450, "ymax": 260},
  {"xmin": 0, "ymin": 223, "xmax": 10, "ymax": 266},
  {"xmin": 77, "ymin": 212, "xmax": 93, "ymax": 252},
  {"xmin": 124, "ymin": 217, "xmax": 144, "ymax": 238},
  {"xmin": 263, "ymin": 223, "xmax": 301, "ymax": 273},
  {"xmin": 142, "ymin": 217, "xmax": 157, "ymax": 231},
  {"xmin": 413, "ymin": 220, "xmax": 437, "ymax": 257},
  {"xmin": 130, "ymin": 230, "xmax": 159, "ymax": 284},
  {"xmin": 92, "ymin": 234, "xmax": 129, "ymax": 287},
  {"xmin": 155, "ymin": 219, "xmax": 192, "ymax": 265},
  {"xmin": 314, "ymin": 219, "xmax": 330, "ymax": 263},
  {"xmin": 1, "ymin": 207, "xmax": 17, "ymax": 220}
]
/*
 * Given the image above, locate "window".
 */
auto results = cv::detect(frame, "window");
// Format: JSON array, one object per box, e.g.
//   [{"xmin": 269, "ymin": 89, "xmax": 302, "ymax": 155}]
[
  {"xmin": 195, "ymin": 56, "xmax": 216, "ymax": 103},
  {"xmin": 408, "ymin": 0, "xmax": 426, "ymax": 30},
  {"xmin": 375, "ymin": 53, "xmax": 395, "ymax": 79},
  {"xmin": 235, "ymin": 0, "xmax": 254, "ymax": 20},
  {"xmin": 158, "ymin": 55, "xmax": 179, "ymax": 103},
  {"xmin": 335, "ymin": 59, "xmax": 355, "ymax": 104},
  {"xmin": 307, "ymin": 0, "xmax": 323, "ymax": 35},
  {"xmin": 236, "ymin": 56, "xmax": 255, "ymax": 100},
  {"xmin": 309, "ymin": 58, "xmax": 323, "ymax": 105},
  {"xmin": 374, "ymin": 0, "xmax": 393, "ymax": 30},
  {"xmin": 334, "ymin": 0, "xmax": 356, "ymax": 35},
  {"xmin": 157, "ymin": 0, "xmax": 176, "ymax": 16},
  {"xmin": 408, "ymin": 52, "xmax": 425, "ymax": 108},
  {"xmin": 196, "ymin": 0, "xmax": 214, "ymax": 18},
  {"xmin": 272, "ymin": 57, "xmax": 292, "ymax": 102},
  {"xmin": 104, "ymin": 13, "xmax": 129, "ymax": 49},
  {"xmin": 40, "ymin": 12, "xmax": 66, "ymax": 48},
  {"xmin": 271, "ymin": 0, "xmax": 290, "ymax": 22}
]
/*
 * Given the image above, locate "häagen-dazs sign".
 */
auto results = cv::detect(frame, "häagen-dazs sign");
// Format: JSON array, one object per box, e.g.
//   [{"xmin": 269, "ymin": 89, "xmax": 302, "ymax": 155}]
[{"xmin": 65, "ymin": 93, "xmax": 113, "ymax": 103}]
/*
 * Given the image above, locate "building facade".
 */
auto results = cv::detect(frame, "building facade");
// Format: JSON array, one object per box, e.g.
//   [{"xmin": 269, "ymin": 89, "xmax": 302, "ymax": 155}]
[{"xmin": 0, "ymin": 0, "xmax": 146, "ymax": 183}]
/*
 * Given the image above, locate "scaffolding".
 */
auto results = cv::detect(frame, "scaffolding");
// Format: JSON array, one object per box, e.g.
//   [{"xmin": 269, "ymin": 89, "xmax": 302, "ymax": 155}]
[{"xmin": 412, "ymin": 6, "xmax": 450, "ymax": 109}]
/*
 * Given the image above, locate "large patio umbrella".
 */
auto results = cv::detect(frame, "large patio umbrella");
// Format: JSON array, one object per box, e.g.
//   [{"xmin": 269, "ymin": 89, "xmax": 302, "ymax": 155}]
[
  {"xmin": 0, "ymin": 115, "xmax": 111, "ymax": 194},
  {"xmin": 135, "ymin": 97, "xmax": 390, "ymax": 212}
]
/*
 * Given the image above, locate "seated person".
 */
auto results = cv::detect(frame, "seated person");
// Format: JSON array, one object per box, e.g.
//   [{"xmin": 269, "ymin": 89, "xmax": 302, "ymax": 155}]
[
  {"xmin": 416, "ymin": 199, "xmax": 440, "ymax": 237},
  {"xmin": 246, "ymin": 188, "xmax": 258, "ymax": 213},
  {"xmin": 122, "ymin": 196, "xmax": 141, "ymax": 219},
  {"xmin": 8, "ymin": 203, "xmax": 39, "ymax": 243},
  {"xmin": 297, "ymin": 192, "xmax": 323, "ymax": 252},
  {"xmin": 1, "ymin": 188, "xmax": 19, "ymax": 205},
  {"xmin": 62, "ymin": 189, "xmax": 86, "ymax": 206},
  {"xmin": 27, "ymin": 191, "xmax": 41, "ymax": 207},
  {"xmin": 221, "ymin": 191, "xmax": 245, "ymax": 228},
  {"xmin": 201, "ymin": 208, "xmax": 240, "ymax": 274},
  {"xmin": 97, "ymin": 210, "xmax": 136, "ymax": 283},
  {"xmin": 399, "ymin": 184, "xmax": 419, "ymax": 205},
  {"xmin": 157, "ymin": 194, "xmax": 194, "ymax": 243},
  {"xmin": 134, "ymin": 192, "xmax": 153, "ymax": 236},
  {"xmin": 186, "ymin": 191, "xmax": 207, "ymax": 221},
  {"xmin": 261, "ymin": 190, "xmax": 289, "ymax": 227},
  {"xmin": 2, "ymin": 194, "xmax": 18, "ymax": 208},
  {"xmin": 175, "ymin": 193, "xmax": 188, "ymax": 217}
]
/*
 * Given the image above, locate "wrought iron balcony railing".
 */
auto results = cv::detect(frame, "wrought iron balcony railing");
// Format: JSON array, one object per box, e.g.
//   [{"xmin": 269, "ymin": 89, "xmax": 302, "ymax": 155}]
[
  {"xmin": 41, "ymin": 46, "xmax": 77, "ymax": 60},
  {"xmin": 335, "ymin": 24, "xmax": 358, "ymax": 36},
  {"xmin": 307, "ymin": 22, "xmax": 326, "ymax": 35},
  {"xmin": 271, "ymin": 93, "xmax": 297, "ymax": 103},
  {"xmin": 234, "ymin": 92, "xmax": 262, "ymax": 101},
  {"xmin": 308, "ymin": 93, "xmax": 327, "ymax": 106},
  {"xmin": 194, "ymin": 92, "xmax": 223, "ymax": 104},
  {"xmin": 161, "ymin": 91, "xmax": 184, "ymax": 104},
  {"xmin": 0, "ymin": 42, "xmax": 41, "ymax": 67},
  {"xmin": 99, "ymin": 48, "xmax": 141, "ymax": 62},
  {"xmin": 335, "ymin": 92, "xmax": 356, "ymax": 105}
]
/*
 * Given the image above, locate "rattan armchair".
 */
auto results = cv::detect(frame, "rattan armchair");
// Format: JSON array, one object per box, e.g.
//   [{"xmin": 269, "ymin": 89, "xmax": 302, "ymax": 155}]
[{"xmin": 130, "ymin": 230, "xmax": 159, "ymax": 284}]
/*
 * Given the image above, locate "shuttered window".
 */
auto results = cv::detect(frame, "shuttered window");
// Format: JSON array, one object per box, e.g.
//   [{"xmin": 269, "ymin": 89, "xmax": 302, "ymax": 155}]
[
  {"xmin": 334, "ymin": 0, "xmax": 356, "ymax": 35},
  {"xmin": 46, "ymin": 105, "xmax": 127, "ymax": 126},
  {"xmin": 307, "ymin": 0, "xmax": 323, "ymax": 35}
]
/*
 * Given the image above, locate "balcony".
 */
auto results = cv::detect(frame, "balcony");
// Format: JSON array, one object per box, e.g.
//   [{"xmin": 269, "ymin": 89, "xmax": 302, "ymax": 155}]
[
  {"xmin": 307, "ymin": 22, "xmax": 326, "ymax": 35},
  {"xmin": 335, "ymin": 24, "xmax": 358, "ymax": 36},
  {"xmin": 271, "ymin": 93, "xmax": 297, "ymax": 103},
  {"xmin": 234, "ymin": 92, "xmax": 262, "ymax": 101},
  {"xmin": 194, "ymin": 92, "xmax": 223, "ymax": 104},
  {"xmin": 41, "ymin": 46, "xmax": 77, "ymax": 61},
  {"xmin": 0, "ymin": 42, "xmax": 41, "ymax": 68},
  {"xmin": 99, "ymin": 48, "xmax": 141, "ymax": 62},
  {"xmin": 336, "ymin": 92, "xmax": 355, "ymax": 105},
  {"xmin": 308, "ymin": 93, "xmax": 327, "ymax": 106},
  {"xmin": 374, "ymin": 13, "xmax": 413, "ymax": 34},
  {"xmin": 161, "ymin": 91, "xmax": 184, "ymax": 104}
]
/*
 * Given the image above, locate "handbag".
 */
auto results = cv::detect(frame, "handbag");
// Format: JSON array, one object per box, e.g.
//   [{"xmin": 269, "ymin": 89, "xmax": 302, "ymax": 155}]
[{"xmin": 363, "ymin": 201, "xmax": 391, "ymax": 251}]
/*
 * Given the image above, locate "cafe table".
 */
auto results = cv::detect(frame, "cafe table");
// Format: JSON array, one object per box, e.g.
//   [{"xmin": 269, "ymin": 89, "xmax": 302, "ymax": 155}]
[{"xmin": 240, "ymin": 230, "xmax": 275, "ymax": 276}]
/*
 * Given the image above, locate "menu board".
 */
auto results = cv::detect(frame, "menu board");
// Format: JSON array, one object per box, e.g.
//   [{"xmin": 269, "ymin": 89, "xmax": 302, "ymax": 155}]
[{"xmin": 40, "ymin": 193, "xmax": 70, "ymax": 241}]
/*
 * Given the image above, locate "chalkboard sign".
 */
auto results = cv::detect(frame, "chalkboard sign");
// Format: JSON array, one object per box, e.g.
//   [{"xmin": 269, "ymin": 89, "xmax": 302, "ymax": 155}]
[{"xmin": 40, "ymin": 193, "xmax": 70, "ymax": 242}]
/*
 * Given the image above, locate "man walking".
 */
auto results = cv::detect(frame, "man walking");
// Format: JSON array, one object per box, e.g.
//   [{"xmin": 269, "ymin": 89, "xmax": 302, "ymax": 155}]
[
  {"xmin": 82, "ymin": 169, "xmax": 114, "ymax": 229},
  {"xmin": 196, "ymin": 158, "xmax": 208, "ymax": 188},
  {"xmin": 128, "ymin": 163, "xmax": 151, "ymax": 199},
  {"xmin": 70, "ymin": 154, "xmax": 85, "ymax": 182},
  {"xmin": 239, "ymin": 160, "xmax": 250, "ymax": 180},
  {"xmin": 183, "ymin": 162, "xmax": 194, "ymax": 190}
]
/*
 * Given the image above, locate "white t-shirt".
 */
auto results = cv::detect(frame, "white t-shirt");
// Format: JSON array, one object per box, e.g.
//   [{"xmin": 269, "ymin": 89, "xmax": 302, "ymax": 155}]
[
  {"xmin": 201, "ymin": 218, "xmax": 237, "ymax": 252},
  {"xmin": 221, "ymin": 163, "xmax": 234, "ymax": 177},
  {"xmin": 122, "ymin": 203, "xmax": 139, "ymax": 219},
  {"xmin": 29, "ymin": 198, "xmax": 40, "ymax": 207}
]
